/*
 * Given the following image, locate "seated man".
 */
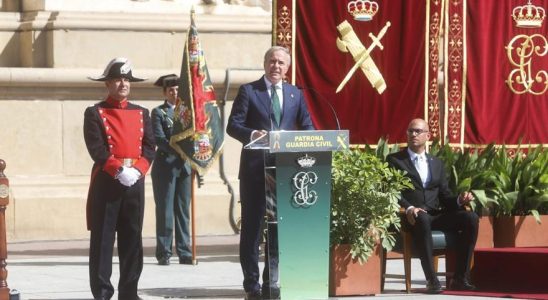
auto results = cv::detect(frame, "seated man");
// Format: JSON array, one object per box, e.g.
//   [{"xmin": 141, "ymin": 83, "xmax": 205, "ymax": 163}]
[{"xmin": 386, "ymin": 118, "xmax": 479, "ymax": 294}]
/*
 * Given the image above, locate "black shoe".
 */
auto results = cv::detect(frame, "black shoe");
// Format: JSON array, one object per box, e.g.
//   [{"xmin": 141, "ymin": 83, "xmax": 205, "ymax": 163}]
[
  {"xmin": 450, "ymin": 277, "xmax": 476, "ymax": 291},
  {"xmin": 117, "ymin": 295, "xmax": 142, "ymax": 300},
  {"xmin": 426, "ymin": 279, "xmax": 443, "ymax": 294},
  {"xmin": 179, "ymin": 256, "xmax": 194, "ymax": 265},
  {"xmin": 157, "ymin": 257, "xmax": 170, "ymax": 265},
  {"xmin": 261, "ymin": 287, "xmax": 280, "ymax": 299},
  {"xmin": 245, "ymin": 290, "xmax": 261, "ymax": 300},
  {"xmin": 93, "ymin": 292, "xmax": 112, "ymax": 300}
]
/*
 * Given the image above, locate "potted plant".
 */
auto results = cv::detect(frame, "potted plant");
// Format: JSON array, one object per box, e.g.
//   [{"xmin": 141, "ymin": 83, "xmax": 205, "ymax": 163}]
[
  {"xmin": 363, "ymin": 136, "xmax": 401, "ymax": 161},
  {"xmin": 329, "ymin": 147, "xmax": 412, "ymax": 296},
  {"xmin": 484, "ymin": 145, "xmax": 548, "ymax": 247},
  {"xmin": 431, "ymin": 141, "xmax": 499, "ymax": 247}
]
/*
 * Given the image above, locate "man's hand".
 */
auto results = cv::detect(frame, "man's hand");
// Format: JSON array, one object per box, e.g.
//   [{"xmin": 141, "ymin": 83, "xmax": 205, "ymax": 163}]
[
  {"xmin": 406, "ymin": 207, "xmax": 427, "ymax": 225},
  {"xmin": 116, "ymin": 166, "xmax": 141, "ymax": 187},
  {"xmin": 458, "ymin": 191, "xmax": 475, "ymax": 206},
  {"xmin": 251, "ymin": 130, "xmax": 268, "ymax": 144},
  {"xmin": 251, "ymin": 130, "xmax": 267, "ymax": 140}
]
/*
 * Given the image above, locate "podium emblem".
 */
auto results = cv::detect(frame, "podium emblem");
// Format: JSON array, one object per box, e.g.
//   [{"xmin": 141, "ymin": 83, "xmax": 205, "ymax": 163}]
[
  {"xmin": 292, "ymin": 171, "xmax": 318, "ymax": 207},
  {"xmin": 296, "ymin": 154, "xmax": 316, "ymax": 168}
]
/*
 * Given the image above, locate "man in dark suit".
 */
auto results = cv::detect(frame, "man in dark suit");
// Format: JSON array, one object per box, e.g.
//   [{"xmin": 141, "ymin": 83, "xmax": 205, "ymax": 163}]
[
  {"xmin": 84, "ymin": 57, "xmax": 155, "ymax": 300},
  {"xmin": 151, "ymin": 74, "xmax": 193, "ymax": 266},
  {"xmin": 227, "ymin": 46, "xmax": 315, "ymax": 300},
  {"xmin": 386, "ymin": 118, "xmax": 478, "ymax": 294}
]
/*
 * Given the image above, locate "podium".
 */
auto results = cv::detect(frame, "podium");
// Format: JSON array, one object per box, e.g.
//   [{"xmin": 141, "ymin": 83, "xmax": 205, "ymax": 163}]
[{"xmin": 260, "ymin": 130, "xmax": 349, "ymax": 299}]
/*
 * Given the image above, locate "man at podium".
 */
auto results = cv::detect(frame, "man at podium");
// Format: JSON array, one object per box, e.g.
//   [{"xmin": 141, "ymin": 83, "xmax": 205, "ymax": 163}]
[{"xmin": 227, "ymin": 46, "xmax": 315, "ymax": 299}]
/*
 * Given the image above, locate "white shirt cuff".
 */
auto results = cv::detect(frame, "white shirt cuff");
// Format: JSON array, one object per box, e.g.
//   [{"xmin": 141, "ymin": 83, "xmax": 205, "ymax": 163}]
[
  {"xmin": 406, "ymin": 206, "xmax": 415, "ymax": 214},
  {"xmin": 250, "ymin": 130, "xmax": 258, "ymax": 142}
]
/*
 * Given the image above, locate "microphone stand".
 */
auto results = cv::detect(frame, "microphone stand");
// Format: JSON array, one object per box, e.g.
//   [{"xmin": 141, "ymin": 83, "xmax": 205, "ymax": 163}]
[{"xmin": 299, "ymin": 86, "xmax": 341, "ymax": 130}]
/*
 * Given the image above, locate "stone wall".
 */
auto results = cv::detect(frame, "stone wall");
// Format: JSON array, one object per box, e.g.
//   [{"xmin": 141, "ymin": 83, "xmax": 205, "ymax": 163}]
[{"xmin": 0, "ymin": 1, "xmax": 272, "ymax": 241}]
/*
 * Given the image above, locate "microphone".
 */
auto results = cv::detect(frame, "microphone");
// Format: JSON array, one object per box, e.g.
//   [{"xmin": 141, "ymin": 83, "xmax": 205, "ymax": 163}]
[{"xmin": 297, "ymin": 85, "xmax": 341, "ymax": 130}]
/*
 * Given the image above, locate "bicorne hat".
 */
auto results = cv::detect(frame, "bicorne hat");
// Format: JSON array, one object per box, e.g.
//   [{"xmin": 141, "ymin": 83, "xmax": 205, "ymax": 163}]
[
  {"xmin": 88, "ymin": 57, "xmax": 146, "ymax": 82},
  {"xmin": 154, "ymin": 74, "xmax": 181, "ymax": 88}
]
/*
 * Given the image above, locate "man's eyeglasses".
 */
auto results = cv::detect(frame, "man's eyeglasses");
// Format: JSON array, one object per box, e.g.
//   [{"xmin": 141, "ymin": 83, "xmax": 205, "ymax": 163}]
[{"xmin": 407, "ymin": 128, "xmax": 429, "ymax": 135}]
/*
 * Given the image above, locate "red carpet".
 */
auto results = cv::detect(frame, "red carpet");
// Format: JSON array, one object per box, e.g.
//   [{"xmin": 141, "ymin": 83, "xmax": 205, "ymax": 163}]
[
  {"xmin": 443, "ymin": 290, "xmax": 548, "ymax": 299},
  {"xmin": 443, "ymin": 247, "xmax": 548, "ymax": 299}
]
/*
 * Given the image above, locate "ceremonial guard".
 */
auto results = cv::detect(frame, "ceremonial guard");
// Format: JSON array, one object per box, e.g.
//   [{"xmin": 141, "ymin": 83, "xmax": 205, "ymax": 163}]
[
  {"xmin": 84, "ymin": 57, "xmax": 155, "ymax": 300},
  {"xmin": 151, "ymin": 74, "xmax": 193, "ymax": 265}
]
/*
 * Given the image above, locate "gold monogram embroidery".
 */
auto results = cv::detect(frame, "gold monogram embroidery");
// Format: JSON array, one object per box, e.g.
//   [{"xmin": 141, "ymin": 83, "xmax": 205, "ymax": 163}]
[{"xmin": 506, "ymin": 34, "xmax": 548, "ymax": 95}]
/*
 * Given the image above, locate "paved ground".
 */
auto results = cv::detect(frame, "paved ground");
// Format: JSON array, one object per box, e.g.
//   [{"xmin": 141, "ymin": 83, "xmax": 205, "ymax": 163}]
[{"xmin": 6, "ymin": 235, "xmax": 507, "ymax": 300}]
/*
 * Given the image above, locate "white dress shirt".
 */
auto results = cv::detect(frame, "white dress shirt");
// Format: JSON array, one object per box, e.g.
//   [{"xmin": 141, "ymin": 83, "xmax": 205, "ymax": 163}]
[
  {"xmin": 407, "ymin": 148, "xmax": 430, "ymax": 188},
  {"xmin": 264, "ymin": 77, "xmax": 284, "ymax": 111}
]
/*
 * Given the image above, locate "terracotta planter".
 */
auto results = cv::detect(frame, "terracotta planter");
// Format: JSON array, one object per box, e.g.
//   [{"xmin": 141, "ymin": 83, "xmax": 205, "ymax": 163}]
[
  {"xmin": 493, "ymin": 215, "xmax": 548, "ymax": 247},
  {"xmin": 475, "ymin": 216, "xmax": 494, "ymax": 248},
  {"xmin": 329, "ymin": 244, "xmax": 381, "ymax": 296}
]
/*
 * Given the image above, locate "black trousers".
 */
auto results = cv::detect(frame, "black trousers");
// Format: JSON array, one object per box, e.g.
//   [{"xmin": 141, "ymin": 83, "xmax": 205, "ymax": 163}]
[
  {"xmin": 89, "ymin": 173, "xmax": 144, "ymax": 300},
  {"xmin": 239, "ymin": 176, "xmax": 279, "ymax": 293},
  {"xmin": 411, "ymin": 209, "xmax": 479, "ymax": 282}
]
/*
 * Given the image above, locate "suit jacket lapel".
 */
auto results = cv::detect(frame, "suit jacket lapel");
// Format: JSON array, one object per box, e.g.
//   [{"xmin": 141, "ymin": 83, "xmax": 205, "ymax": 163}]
[
  {"xmin": 255, "ymin": 77, "xmax": 271, "ymax": 115},
  {"xmin": 426, "ymin": 153, "xmax": 438, "ymax": 186},
  {"xmin": 280, "ymin": 83, "xmax": 297, "ymax": 127}
]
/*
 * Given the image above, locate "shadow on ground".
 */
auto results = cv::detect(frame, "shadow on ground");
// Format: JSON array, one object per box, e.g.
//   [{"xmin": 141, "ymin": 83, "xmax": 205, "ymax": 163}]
[
  {"xmin": 140, "ymin": 287, "xmax": 243, "ymax": 298},
  {"xmin": 9, "ymin": 244, "xmax": 239, "ymax": 257}
]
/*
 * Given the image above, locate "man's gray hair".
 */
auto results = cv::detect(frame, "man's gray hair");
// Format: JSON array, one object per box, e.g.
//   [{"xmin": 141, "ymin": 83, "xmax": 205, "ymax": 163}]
[{"xmin": 263, "ymin": 46, "xmax": 291, "ymax": 66}]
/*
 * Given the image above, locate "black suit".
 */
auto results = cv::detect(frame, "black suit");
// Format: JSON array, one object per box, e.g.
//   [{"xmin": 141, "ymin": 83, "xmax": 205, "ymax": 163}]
[
  {"xmin": 227, "ymin": 76, "xmax": 314, "ymax": 294},
  {"xmin": 386, "ymin": 149, "xmax": 478, "ymax": 282}
]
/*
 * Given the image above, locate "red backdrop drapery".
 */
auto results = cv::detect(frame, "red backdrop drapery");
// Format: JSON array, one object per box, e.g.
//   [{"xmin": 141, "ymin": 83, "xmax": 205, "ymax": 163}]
[
  {"xmin": 274, "ymin": 0, "xmax": 443, "ymax": 144},
  {"xmin": 274, "ymin": 0, "xmax": 547, "ymax": 147},
  {"xmin": 446, "ymin": 0, "xmax": 547, "ymax": 147},
  {"xmin": 455, "ymin": 0, "xmax": 548, "ymax": 147}
]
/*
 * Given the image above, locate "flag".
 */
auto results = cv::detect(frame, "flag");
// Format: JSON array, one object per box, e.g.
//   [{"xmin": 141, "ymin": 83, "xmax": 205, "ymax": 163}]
[{"xmin": 170, "ymin": 8, "xmax": 224, "ymax": 175}]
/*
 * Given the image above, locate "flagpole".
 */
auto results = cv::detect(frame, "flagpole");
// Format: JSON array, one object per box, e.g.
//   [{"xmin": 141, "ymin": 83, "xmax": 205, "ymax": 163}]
[{"xmin": 191, "ymin": 169, "xmax": 197, "ymax": 265}]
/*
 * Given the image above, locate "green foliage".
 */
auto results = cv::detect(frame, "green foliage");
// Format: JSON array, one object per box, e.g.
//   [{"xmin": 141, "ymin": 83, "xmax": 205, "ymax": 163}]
[
  {"xmin": 430, "ymin": 140, "xmax": 498, "ymax": 214},
  {"xmin": 333, "ymin": 136, "xmax": 547, "ymax": 262},
  {"xmin": 331, "ymin": 148, "xmax": 412, "ymax": 263},
  {"xmin": 486, "ymin": 145, "xmax": 548, "ymax": 222},
  {"xmin": 431, "ymin": 140, "xmax": 548, "ymax": 222},
  {"xmin": 363, "ymin": 137, "xmax": 401, "ymax": 161}
]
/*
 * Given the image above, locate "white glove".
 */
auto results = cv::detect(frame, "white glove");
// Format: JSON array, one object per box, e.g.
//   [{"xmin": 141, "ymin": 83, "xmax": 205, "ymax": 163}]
[{"xmin": 116, "ymin": 166, "xmax": 141, "ymax": 187}]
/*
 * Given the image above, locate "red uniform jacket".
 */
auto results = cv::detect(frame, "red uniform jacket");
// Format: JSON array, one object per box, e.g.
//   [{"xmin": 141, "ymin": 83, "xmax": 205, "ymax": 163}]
[{"xmin": 83, "ymin": 97, "xmax": 155, "ymax": 229}]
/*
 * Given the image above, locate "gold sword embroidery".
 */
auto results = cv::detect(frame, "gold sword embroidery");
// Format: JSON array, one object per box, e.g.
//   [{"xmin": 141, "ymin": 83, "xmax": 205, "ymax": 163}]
[
  {"xmin": 336, "ymin": 20, "xmax": 391, "ymax": 94},
  {"xmin": 336, "ymin": 134, "xmax": 349, "ymax": 150}
]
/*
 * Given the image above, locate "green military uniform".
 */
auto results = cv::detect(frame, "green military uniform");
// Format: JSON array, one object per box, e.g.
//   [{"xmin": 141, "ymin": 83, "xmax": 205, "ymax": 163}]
[{"xmin": 151, "ymin": 74, "xmax": 192, "ymax": 265}]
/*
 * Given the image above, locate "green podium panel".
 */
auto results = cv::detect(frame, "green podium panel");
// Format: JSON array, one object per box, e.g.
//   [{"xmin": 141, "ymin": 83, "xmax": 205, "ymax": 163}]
[
  {"xmin": 268, "ymin": 130, "xmax": 349, "ymax": 300},
  {"xmin": 276, "ymin": 151, "xmax": 332, "ymax": 299}
]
